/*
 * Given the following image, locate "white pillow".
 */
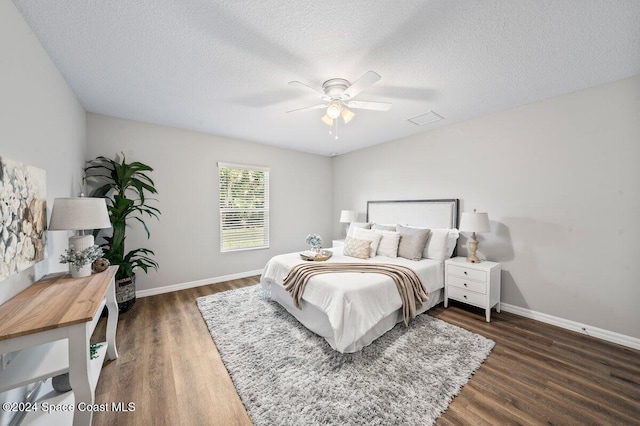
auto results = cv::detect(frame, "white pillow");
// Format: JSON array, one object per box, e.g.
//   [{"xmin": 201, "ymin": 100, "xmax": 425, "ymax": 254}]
[
  {"xmin": 347, "ymin": 222, "xmax": 371, "ymax": 237},
  {"xmin": 423, "ymin": 228, "xmax": 460, "ymax": 261},
  {"xmin": 353, "ymin": 227, "xmax": 382, "ymax": 258},
  {"xmin": 371, "ymin": 223, "xmax": 396, "ymax": 232},
  {"xmin": 444, "ymin": 229, "xmax": 459, "ymax": 258},
  {"xmin": 373, "ymin": 230, "xmax": 400, "ymax": 258}
]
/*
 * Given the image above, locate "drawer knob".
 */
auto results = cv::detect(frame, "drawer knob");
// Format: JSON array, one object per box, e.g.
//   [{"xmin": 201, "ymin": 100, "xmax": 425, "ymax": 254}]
[
  {"xmin": 464, "ymin": 283, "xmax": 468, "ymax": 287},
  {"xmin": 463, "ymin": 295, "xmax": 467, "ymax": 299},
  {"xmin": 464, "ymin": 271, "xmax": 468, "ymax": 275}
]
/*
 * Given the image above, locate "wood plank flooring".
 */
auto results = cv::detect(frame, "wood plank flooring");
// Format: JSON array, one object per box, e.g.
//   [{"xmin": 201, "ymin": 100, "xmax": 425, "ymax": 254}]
[{"xmin": 91, "ymin": 277, "xmax": 640, "ymax": 426}]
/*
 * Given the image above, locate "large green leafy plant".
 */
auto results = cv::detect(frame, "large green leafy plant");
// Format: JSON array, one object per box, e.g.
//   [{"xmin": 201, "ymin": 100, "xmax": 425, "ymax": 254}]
[{"xmin": 85, "ymin": 154, "xmax": 160, "ymax": 280}]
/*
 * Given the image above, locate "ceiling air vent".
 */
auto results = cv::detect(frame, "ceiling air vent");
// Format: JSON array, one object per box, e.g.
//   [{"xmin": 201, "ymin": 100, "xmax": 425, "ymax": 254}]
[{"xmin": 408, "ymin": 111, "xmax": 443, "ymax": 126}]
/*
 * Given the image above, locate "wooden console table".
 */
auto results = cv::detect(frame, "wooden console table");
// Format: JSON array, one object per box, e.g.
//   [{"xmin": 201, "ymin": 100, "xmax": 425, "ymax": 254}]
[{"xmin": 0, "ymin": 266, "xmax": 119, "ymax": 426}]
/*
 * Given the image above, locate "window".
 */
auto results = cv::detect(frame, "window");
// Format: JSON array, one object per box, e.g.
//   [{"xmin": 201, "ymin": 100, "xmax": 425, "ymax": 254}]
[{"xmin": 218, "ymin": 162, "xmax": 269, "ymax": 252}]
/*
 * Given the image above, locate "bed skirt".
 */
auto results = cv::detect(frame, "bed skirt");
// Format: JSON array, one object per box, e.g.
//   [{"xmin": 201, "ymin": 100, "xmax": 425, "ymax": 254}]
[{"xmin": 266, "ymin": 282, "xmax": 444, "ymax": 353}]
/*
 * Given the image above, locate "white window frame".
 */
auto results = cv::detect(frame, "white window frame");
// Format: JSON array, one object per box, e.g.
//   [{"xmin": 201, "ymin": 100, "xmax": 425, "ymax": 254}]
[{"xmin": 218, "ymin": 162, "xmax": 270, "ymax": 252}]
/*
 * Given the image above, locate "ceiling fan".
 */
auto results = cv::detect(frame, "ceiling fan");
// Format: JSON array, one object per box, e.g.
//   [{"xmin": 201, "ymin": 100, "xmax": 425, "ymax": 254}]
[{"xmin": 287, "ymin": 71, "xmax": 392, "ymax": 137}]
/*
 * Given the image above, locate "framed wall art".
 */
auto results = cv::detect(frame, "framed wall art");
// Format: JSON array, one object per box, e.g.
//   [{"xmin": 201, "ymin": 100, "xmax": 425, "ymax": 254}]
[{"xmin": 0, "ymin": 156, "xmax": 47, "ymax": 281}]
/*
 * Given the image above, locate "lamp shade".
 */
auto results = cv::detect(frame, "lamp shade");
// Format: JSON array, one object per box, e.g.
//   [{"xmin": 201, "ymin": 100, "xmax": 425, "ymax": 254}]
[
  {"xmin": 459, "ymin": 211, "xmax": 490, "ymax": 233},
  {"xmin": 49, "ymin": 197, "xmax": 111, "ymax": 231},
  {"xmin": 339, "ymin": 210, "xmax": 356, "ymax": 223}
]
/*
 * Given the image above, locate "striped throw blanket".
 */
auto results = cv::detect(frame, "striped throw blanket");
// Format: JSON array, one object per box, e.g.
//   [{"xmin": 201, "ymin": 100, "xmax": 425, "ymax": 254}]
[{"xmin": 283, "ymin": 263, "xmax": 429, "ymax": 326}]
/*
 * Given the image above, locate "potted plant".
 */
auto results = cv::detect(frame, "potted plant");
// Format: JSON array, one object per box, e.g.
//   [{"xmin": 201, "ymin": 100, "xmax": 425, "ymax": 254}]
[
  {"xmin": 59, "ymin": 245, "xmax": 103, "ymax": 278},
  {"xmin": 85, "ymin": 153, "xmax": 160, "ymax": 312}
]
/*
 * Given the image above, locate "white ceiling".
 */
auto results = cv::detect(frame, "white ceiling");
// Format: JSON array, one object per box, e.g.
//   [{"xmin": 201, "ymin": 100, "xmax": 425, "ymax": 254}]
[{"xmin": 13, "ymin": 0, "xmax": 640, "ymax": 156}]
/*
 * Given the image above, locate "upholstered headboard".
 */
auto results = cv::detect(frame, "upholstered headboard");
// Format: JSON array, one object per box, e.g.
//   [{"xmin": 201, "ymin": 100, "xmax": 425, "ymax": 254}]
[
  {"xmin": 366, "ymin": 199, "xmax": 459, "ymax": 229},
  {"xmin": 366, "ymin": 199, "xmax": 460, "ymax": 257}
]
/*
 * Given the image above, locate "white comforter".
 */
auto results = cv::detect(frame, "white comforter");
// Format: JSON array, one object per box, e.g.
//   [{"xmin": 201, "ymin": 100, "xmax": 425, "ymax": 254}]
[{"xmin": 260, "ymin": 247, "xmax": 444, "ymax": 352}]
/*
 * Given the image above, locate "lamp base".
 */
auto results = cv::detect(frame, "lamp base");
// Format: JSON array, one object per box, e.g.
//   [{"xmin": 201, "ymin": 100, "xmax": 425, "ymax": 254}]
[
  {"xmin": 68, "ymin": 235, "xmax": 95, "ymax": 277},
  {"xmin": 466, "ymin": 232, "xmax": 483, "ymax": 263},
  {"xmin": 69, "ymin": 234, "xmax": 94, "ymax": 251}
]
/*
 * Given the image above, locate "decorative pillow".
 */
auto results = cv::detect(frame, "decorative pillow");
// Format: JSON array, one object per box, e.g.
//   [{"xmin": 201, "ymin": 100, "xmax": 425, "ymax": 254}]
[
  {"xmin": 396, "ymin": 225, "xmax": 430, "ymax": 261},
  {"xmin": 445, "ymin": 229, "xmax": 460, "ymax": 258},
  {"xmin": 373, "ymin": 230, "xmax": 400, "ymax": 258},
  {"xmin": 423, "ymin": 228, "xmax": 460, "ymax": 261},
  {"xmin": 371, "ymin": 223, "xmax": 396, "ymax": 232},
  {"xmin": 352, "ymin": 227, "xmax": 383, "ymax": 258},
  {"xmin": 343, "ymin": 237, "xmax": 371, "ymax": 260},
  {"xmin": 347, "ymin": 222, "xmax": 371, "ymax": 237}
]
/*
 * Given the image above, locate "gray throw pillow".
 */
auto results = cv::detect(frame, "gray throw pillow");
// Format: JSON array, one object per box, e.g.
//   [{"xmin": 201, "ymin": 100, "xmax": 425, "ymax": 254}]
[{"xmin": 396, "ymin": 225, "xmax": 431, "ymax": 261}]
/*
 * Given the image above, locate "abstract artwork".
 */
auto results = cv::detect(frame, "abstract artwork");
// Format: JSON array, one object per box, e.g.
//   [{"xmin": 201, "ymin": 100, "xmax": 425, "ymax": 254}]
[{"xmin": 0, "ymin": 156, "xmax": 47, "ymax": 281}]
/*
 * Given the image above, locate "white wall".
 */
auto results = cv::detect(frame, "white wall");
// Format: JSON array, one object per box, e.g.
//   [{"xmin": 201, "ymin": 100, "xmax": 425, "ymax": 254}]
[
  {"xmin": 0, "ymin": 1, "xmax": 86, "ymax": 304},
  {"xmin": 0, "ymin": 2, "xmax": 86, "ymax": 423},
  {"xmin": 332, "ymin": 75, "xmax": 640, "ymax": 339},
  {"xmin": 86, "ymin": 114, "xmax": 333, "ymax": 292}
]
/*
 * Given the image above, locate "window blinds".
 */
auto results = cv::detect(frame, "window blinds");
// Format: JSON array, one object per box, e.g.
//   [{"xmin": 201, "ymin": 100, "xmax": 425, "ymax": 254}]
[{"xmin": 218, "ymin": 162, "xmax": 270, "ymax": 252}]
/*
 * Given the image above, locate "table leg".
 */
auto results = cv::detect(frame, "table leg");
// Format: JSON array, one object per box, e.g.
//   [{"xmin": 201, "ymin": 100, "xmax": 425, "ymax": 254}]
[
  {"xmin": 68, "ymin": 323, "xmax": 94, "ymax": 426},
  {"xmin": 105, "ymin": 277, "xmax": 119, "ymax": 361}
]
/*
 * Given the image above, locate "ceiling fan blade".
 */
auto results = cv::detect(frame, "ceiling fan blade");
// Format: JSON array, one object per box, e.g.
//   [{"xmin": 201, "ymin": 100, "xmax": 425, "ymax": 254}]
[
  {"xmin": 345, "ymin": 100, "xmax": 392, "ymax": 111},
  {"xmin": 288, "ymin": 81, "xmax": 330, "ymax": 101},
  {"xmin": 286, "ymin": 104, "xmax": 328, "ymax": 114},
  {"xmin": 342, "ymin": 71, "xmax": 381, "ymax": 99}
]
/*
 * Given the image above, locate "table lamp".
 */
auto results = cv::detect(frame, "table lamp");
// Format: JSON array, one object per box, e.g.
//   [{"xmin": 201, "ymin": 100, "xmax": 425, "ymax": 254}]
[
  {"xmin": 458, "ymin": 209, "xmax": 490, "ymax": 263},
  {"xmin": 339, "ymin": 210, "xmax": 356, "ymax": 237},
  {"xmin": 49, "ymin": 196, "xmax": 112, "ymax": 251}
]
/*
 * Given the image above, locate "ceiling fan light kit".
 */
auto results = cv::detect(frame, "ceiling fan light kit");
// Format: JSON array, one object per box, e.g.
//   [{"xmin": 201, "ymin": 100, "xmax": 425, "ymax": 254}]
[
  {"xmin": 327, "ymin": 101, "xmax": 342, "ymax": 119},
  {"xmin": 287, "ymin": 71, "xmax": 392, "ymax": 138},
  {"xmin": 341, "ymin": 107, "xmax": 355, "ymax": 124}
]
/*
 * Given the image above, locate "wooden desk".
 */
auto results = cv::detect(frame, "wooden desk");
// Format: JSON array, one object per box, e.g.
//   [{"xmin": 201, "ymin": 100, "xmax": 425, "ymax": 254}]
[{"xmin": 0, "ymin": 266, "xmax": 119, "ymax": 426}]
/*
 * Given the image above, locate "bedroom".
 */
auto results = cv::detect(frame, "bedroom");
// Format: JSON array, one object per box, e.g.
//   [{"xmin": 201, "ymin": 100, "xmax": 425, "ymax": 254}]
[{"xmin": 1, "ymin": 0, "xmax": 639, "ymax": 425}]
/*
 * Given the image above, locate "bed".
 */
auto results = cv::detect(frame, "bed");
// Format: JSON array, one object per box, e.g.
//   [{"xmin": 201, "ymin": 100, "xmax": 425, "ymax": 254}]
[{"xmin": 260, "ymin": 199, "xmax": 460, "ymax": 353}]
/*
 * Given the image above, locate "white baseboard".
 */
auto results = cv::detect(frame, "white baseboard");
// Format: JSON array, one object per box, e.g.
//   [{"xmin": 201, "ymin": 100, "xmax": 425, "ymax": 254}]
[
  {"xmin": 136, "ymin": 269, "xmax": 264, "ymax": 298},
  {"xmin": 500, "ymin": 303, "xmax": 640, "ymax": 351},
  {"xmin": 135, "ymin": 276, "xmax": 639, "ymax": 351}
]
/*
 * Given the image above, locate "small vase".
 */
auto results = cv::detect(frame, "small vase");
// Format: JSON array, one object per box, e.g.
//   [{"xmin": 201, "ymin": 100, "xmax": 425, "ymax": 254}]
[
  {"xmin": 312, "ymin": 245, "xmax": 322, "ymax": 254},
  {"xmin": 70, "ymin": 263, "xmax": 92, "ymax": 278}
]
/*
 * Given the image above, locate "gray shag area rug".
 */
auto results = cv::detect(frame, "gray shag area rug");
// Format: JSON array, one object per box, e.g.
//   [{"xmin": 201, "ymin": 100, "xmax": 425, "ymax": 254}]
[{"xmin": 197, "ymin": 285, "xmax": 494, "ymax": 426}]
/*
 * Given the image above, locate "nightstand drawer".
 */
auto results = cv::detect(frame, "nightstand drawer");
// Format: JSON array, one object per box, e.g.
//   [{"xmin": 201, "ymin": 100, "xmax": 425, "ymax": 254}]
[
  {"xmin": 448, "ymin": 286, "xmax": 485, "ymax": 307},
  {"xmin": 448, "ymin": 275, "xmax": 486, "ymax": 294},
  {"xmin": 448, "ymin": 265, "xmax": 487, "ymax": 282}
]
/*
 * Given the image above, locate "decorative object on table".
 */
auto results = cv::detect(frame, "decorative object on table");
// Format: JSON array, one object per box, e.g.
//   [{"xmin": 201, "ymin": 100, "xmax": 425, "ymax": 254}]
[
  {"xmin": 92, "ymin": 257, "xmax": 110, "ymax": 273},
  {"xmin": 339, "ymin": 210, "xmax": 356, "ymax": 237},
  {"xmin": 49, "ymin": 196, "xmax": 112, "ymax": 277},
  {"xmin": 458, "ymin": 209, "xmax": 491, "ymax": 263},
  {"xmin": 84, "ymin": 153, "xmax": 160, "ymax": 312},
  {"xmin": 59, "ymin": 245, "xmax": 103, "ymax": 278},
  {"xmin": 299, "ymin": 250, "xmax": 333, "ymax": 261},
  {"xmin": 305, "ymin": 234, "xmax": 323, "ymax": 253},
  {"xmin": 0, "ymin": 156, "xmax": 47, "ymax": 281},
  {"xmin": 197, "ymin": 285, "xmax": 494, "ymax": 426}
]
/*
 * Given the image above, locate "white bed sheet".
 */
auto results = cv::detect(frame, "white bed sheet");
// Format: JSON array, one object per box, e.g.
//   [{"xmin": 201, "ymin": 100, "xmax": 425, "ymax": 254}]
[{"xmin": 260, "ymin": 247, "xmax": 444, "ymax": 353}]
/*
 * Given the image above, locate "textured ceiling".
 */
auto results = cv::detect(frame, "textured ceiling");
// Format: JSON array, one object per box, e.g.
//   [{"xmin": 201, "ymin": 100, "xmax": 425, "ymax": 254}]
[{"xmin": 13, "ymin": 0, "xmax": 640, "ymax": 156}]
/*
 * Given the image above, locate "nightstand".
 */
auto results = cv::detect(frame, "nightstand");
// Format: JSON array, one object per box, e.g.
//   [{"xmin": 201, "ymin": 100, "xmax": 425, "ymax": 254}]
[
  {"xmin": 444, "ymin": 257, "xmax": 501, "ymax": 322},
  {"xmin": 332, "ymin": 239, "xmax": 345, "ymax": 248}
]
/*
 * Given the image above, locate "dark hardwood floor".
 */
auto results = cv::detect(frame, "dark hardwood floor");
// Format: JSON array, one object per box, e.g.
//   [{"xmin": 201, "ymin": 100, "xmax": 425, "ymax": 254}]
[{"xmin": 92, "ymin": 277, "xmax": 640, "ymax": 426}]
